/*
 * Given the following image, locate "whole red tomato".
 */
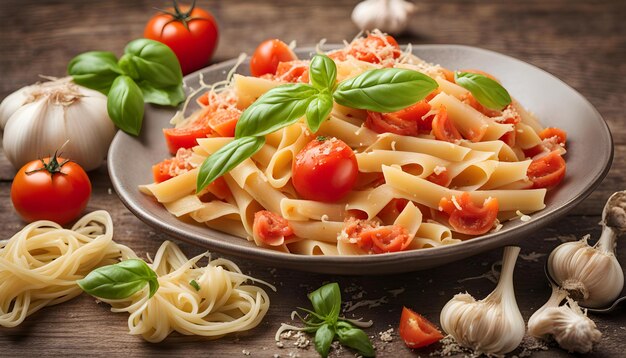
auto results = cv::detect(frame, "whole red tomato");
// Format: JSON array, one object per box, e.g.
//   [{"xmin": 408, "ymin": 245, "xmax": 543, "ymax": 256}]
[
  {"xmin": 292, "ymin": 137, "xmax": 358, "ymax": 202},
  {"xmin": 250, "ymin": 39, "xmax": 297, "ymax": 77},
  {"xmin": 144, "ymin": 1, "xmax": 219, "ymax": 75},
  {"xmin": 11, "ymin": 155, "xmax": 91, "ymax": 225}
]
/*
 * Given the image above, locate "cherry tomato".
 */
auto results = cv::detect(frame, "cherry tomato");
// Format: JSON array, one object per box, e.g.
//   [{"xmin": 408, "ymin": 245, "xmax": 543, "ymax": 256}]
[
  {"xmin": 144, "ymin": 1, "xmax": 218, "ymax": 75},
  {"xmin": 539, "ymin": 127, "xmax": 567, "ymax": 145},
  {"xmin": 250, "ymin": 39, "xmax": 297, "ymax": 77},
  {"xmin": 439, "ymin": 192, "xmax": 499, "ymax": 235},
  {"xmin": 274, "ymin": 60, "xmax": 310, "ymax": 83},
  {"xmin": 11, "ymin": 155, "xmax": 91, "ymax": 225},
  {"xmin": 253, "ymin": 210, "xmax": 293, "ymax": 246},
  {"xmin": 527, "ymin": 151, "xmax": 566, "ymax": 189},
  {"xmin": 399, "ymin": 307, "xmax": 444, "ymax": 349},
  {"xmin": 365, "ymin": 100, "xmax": 432, "ymax": 136},
  {"xmin": 431, "ymin": 106, "xmax": 462, "ymax": 142},
  {"xmin": 292, "ymin": 137, "xmax": 358, "ymax": 202}
]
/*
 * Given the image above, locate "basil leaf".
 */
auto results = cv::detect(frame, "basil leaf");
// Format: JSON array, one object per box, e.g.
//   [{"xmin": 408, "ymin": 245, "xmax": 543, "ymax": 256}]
[
  {"xmin": 189, "ymin": 280, "xmax": 200, "ymax": 291},
  {"xmin": 314, "ymin": 323, "xmax": 336, "ymax": 358},
  {"xmin": 77, "ymin": 259, "xmax": 159, "ymax": 299},
  {"xmin": 120, "ymin": 39, "xmax": 182, "ymax": 88},
  {"xmin": 454, "ymin": 71, "xmax": 511, "ymax": 110},
  {"xmin": 310, "ymin": 54, "xmax": 337, "ymax": 91},
  {"xmin": 235, "ymin": 84, "xmax": 318, "ymax": 138},
  {"xmin": 305, "ymin": 93, "xmax": 333, "ymax": 133},
  {"xmin": 333, "ymin": 68, "xmax": 438, "ymax": 112},
  {"xmin": 196, "ymin": 136, "xmax": 265, "ymax": 193},
  {"xmin": 308, "ymin": 282, "xmax": 341, "ymax": 323},
  {"xmin": 336, "ymin": 321, "xmax": 375, "ymax": 357},
  {"xmin": 107, "ymin": 75, "xmax": 145, "ymax": 136},
  {"xmin": 67, "ymin": 51, "xmax": 122, "ymax": 94},
  {"xmin": 137, "ymin": 81, "xmax": 185, "ymax": 106}
]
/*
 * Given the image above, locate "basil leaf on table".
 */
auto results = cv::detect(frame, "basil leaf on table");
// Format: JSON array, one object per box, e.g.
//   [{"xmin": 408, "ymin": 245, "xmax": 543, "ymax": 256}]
[
  {"xmin": 107, "ymin": 75, "xmax": 145, "ymax": 136},
  {"xmin": 314, "ymin": 323, "xmax": 336, "ymax": 358},
  {"xmin": 333, "ymin": 68, "xmax": 439, "ymax": 112},
  {"xmin": 454, "ymin": 71, "xmax": 511, "ymax": 110},
  {"xmin": 307, "ymin": 282, "xmax": 341, "ymax": 323},
  {"xmin": 77, "ymin": 259, "xmax": 159, "ymax": 299},
  {"xmin": 137, "ymin": 81, "xmax": 185, "ymax": 106},
  {"xmin": 234, "ymin": 83, "xmax": 318, "ymax": 138},
  {"xmin": 120, "ymin": 39, "xmax": 183, "ymax": 88},
  {"xmin": 309, "ymin": 54, "xmax": 337, "ymax": 91},
  {"xmin": 305, "ymin": 93, "xmax": 333, "ymax": 133},
  {"xmin": 196, "ymin": 136, "xmax": 266, "ymax": 193},
  {"xmin": 336, "ymin": 321, "xmax": 376, "ymax": 357},
  {"xmin": 67, "ymin": 51, "xmax": 122, "ymax": 94}
]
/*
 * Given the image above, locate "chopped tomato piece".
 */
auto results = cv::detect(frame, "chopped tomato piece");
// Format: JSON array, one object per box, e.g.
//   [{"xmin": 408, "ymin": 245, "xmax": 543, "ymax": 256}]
[
  {"xmin": 438, "ymin": 192, "xmax": 499, "ymax": 235},
  {"xmin": 426, "ymin": 169, "xmax": 450, "ymax": 187},
  {"xmin": 151, "ymin": 148, "xmax": 195, "ymax": 183},
  {"xmin": 275, "ymin": 60, "xmax": 310, "ymax": 83},
  {"xmin": 197, "ymin": 92, "xmax": 210, "ymax": 106},
  {"xmin": 253, "ymin": 211, "xmax": 293, "ymax": 246},
  {"xmin": 358, "ymin": 225, "xmax": 411, "ymax": 253},
  {"xmin": 523, "ymin": 144, "xmax": 545, "ymax": 159},
  {"xmin": 365, "ymin": 100, "xmax": 432, "ymax": 136},
  {"xmin": 198, "ymin": 177, "xmax": 231, "ymax": 201},
  {"xmin": 539, "ymin": 127, "xmax": 567, "ymax": 146},
  {"xmin": 431, "ymin": 106, "xmax": 462, "ymax": 142},
  {"xmin": 329, "ymin": 34, "xmax": 401, "ymax": 65},
  {"xmin": 208, "ymin": 107, "xmax": 240, "ymax": 137},
  {"xmin": 440, "ymin": 68, "xmax": 455, "ymax": 83},
  {"xmin": 378, "ymin": 198, "xmax": 409, "ymax": 223},
  {"xmin": 152, "ymin": 160, "xmax": 175, "ymax": 183},
  {"xmin": 527, "ymin": 151, "xmax": 566, "ymax": 189},
  {"xmin": 399, "ymin": 307, "xmax": 444, "ymax": 349},
  {"xmin": 498, "ymin": 116, "xmax": 519, "ymax": 147}
]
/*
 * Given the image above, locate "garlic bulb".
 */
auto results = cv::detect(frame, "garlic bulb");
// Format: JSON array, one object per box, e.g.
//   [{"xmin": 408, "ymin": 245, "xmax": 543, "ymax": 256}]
[
  {"xmin": 547, "ymin": 191, "xmax": 625, "ymax": 308},
  {"xmin": 528, "ymin": 284, "xmax": 601, "ymax": 353},
  {"xmin": 440, "ymin": 246, "xmax": 525, "ymax": 355},
  {"xmin": 352, "ymin": 0, "xmax": 416, "ymax": 35},
  {"xmin": 1, "ymin": 77, "xmax": 116, "ymax": 171}
]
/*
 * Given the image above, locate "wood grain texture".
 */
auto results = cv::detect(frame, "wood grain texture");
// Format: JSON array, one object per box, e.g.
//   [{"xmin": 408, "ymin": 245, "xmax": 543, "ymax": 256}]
[{"xmin": 1, "ymin": 0, "xmax": 625, "ymax": 357}]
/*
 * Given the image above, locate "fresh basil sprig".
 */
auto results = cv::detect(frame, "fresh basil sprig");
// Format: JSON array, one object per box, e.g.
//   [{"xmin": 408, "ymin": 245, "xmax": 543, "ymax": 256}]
[
  {"xmin": 77, "ymin": 259, "xmax": 159, "ymax": 299},
  {"xmin": 454, "ymin": 71, "xmax": 511, "ymax": 110},
  {"xmin": 196, "ymin": 53, "xmax": 439, "ymax": 193},
  {"xmin": 287, "ymin": 283, "xmax": 375, "ymax": 358},
  {"xmin": 68, "ymin": 38, "xmax": 185, "ymax": 136}
]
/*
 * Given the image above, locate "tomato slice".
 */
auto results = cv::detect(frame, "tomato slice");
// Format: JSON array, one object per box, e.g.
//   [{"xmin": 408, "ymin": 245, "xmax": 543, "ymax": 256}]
[
  {"xmin": 527, "ymin": 151, "xmax": 566, "ymax": 189},
  {"xmin": 275, "ymin": 60, "xmax": 310, "ymax": 83},
  {"xmin": 539, "ymin": 127, "xmax": 567, "ymax": 145},
  {"xmin": 151, "ymin": 148, "xmax": 195, "ymax": 183},
  {"xmin": 431, "ymin": 106, "xmax": 462, "ymax": 142},
  {"xmin": 208, "ymin": 107, "xmax": 240, "ymax": 137},
  {"xmin": 250, "ymin": 39, "xmax": 298, "ymax": 77},
  {"xmin": 365, "ymin": 100, "xmax": 432, "ymax": 136},
  {"xmin": 356, "ymin": 225, "xmax": 411, "ymax": 254},
  {"xmin": 399, "ymin": 307, "xmax": 444, "ymax": 349},
  {"xmin": 152, "ymin": 159, "xmax": 175, "ymax": 183},
  {"xmin": 438, "ymin": 192, "xmax": 499, "ymax": 235},
  {"xmin": 253, "ymin": 211, "xmax": 294, "ymax": 246}
]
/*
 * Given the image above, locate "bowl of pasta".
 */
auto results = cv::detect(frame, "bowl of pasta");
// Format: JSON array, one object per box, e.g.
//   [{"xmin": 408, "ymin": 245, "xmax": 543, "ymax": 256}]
[{"xmin": 109, "ymin": 34, "xmax": 612, "ymax": 274}]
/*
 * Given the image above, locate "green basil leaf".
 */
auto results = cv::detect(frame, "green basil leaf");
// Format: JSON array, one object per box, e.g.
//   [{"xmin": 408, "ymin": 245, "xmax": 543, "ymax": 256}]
[
  {"xmin": 137, "ymin": 81, "xmax": 185, "ymax": 106},
  {"xmin": 107, "ymin": 75, "xmax": 145, "ymax": 136},
  {"xmin": 308, "ymin": 282, "xmax": 341, "ymax": 323},
  {"xmin": 333, "ymin": 68, "xmax": 438, "ymax": 112},
  {"xmin": 196, "ymin": 136, "xmax": 265, "ymax": 193},
  {"xmin": 121, "ymin": 39, "xmax": 183, "ymax": 88},
  {"xmin": 189, "ymin": 280, "xmax": 200, "ymax": 291},
  {"xmin": 336, "ymin": 321, "xmax": 375, "ymax": 357},
  {"xmin": 454, "ymin": 71, "xmax": 511, "ymax": 110},
  {"xmin": 77, "ymin": 259, "xmax": 159, "ymax": 299},
  {"xmin": 67, "ymin": 51, "xmax": 122, "ymax": 94},
  {"xmin": 306, "ymin": 93, "xmax": 333, "ymax": 133},
  {"xmin": 310, "ymin": 54, "xmax": 337, "ymax": 91},
  {"xmin": 314, "ymin": 323, "xmax": 336, "ymax": 358},
  {"xmin": 235, "ymin": 84, "xmax": 318, "ymax": 138}
]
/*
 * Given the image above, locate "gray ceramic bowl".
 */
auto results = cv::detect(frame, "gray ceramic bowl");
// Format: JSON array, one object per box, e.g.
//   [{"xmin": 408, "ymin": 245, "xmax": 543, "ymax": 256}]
[{"xmin": 108, "ymin": 45, "xmax": 613, "ymax": 274}]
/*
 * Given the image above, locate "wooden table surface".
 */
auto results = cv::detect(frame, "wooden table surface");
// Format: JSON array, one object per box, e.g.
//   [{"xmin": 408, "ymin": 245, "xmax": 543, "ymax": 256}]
[{"xmin": 1, "ymin": 0, "xmax": 625, "ymax": 356}]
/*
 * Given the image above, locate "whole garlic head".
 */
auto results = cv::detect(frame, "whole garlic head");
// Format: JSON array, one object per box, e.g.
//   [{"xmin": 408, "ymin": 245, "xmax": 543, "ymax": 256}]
[
  {"xmin": 528, "ymin": 284, "xmax": 601, "ymax": 353},
  {"xmin": 352, "ymin": 0, "xmax": 416, "ymax": 35},
  {"xmin": 1, "ymin": 77, "xmax": 116, "ymax": 171},
  {"xmin": 440, "ymin": 246, "xmax": 525, "ymax": 355}
]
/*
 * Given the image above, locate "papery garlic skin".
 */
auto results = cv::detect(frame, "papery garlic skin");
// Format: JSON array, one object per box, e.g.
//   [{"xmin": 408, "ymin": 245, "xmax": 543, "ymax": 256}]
[
  {"xmin": 528, "ymin": 285, "xmax": 601, "ymax": 353},
  {"xmin": 1, "ymin": 77, "xmax": 116, "ymax": 171},
  {"xmin": 440, "ymin": 246, "xmax": 525, "ymax": 355},
  {"xmin": 352, "ymin": 0, "xmax": 415, "ymax": 35},
  {"xmin": 548, "ymin": 234, "xmax": 623, "ymax": 308}
]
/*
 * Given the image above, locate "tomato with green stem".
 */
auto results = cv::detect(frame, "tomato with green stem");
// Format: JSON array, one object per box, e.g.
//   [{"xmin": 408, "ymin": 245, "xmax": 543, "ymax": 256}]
[
  {"xmin": 144, "ymin": 0, "xmax": 219, "ymax": 75},
  {"xmin": 11, "ymin": 153, "xmax": 91, "ymax": 225}
]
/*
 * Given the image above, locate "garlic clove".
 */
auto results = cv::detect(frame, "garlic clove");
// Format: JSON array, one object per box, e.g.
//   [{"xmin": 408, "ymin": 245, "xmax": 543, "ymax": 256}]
[
  {"xmin": 352, "ymin": 0, "xmax": 416, "ymax": 35},
  {"xmin": 440, "ymin": 246, "xmax": 525, "ymax": 355},
  {"xmin": 0, "ymin": 85, "xmax": 30, "ymax": 129}
]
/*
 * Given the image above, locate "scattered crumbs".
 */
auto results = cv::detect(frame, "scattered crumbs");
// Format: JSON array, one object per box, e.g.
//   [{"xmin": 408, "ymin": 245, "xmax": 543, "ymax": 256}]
[
  {"xmin": 516, "ymin": 336, "xmax": 549, "ymax": 357},
  {"xmin": 344, "ymin": 296, "xmax": 388, "ymax": 312},
  {"xmin": 438, "ymin": 291, "xmax": 445, "ymax": 296},
  {"xmin": 481, "ymin": 261, "xmax": 489, "ymax": 266},
  {"xmin": 515, "ymin": 210, "xmax": 531, "ymax": 222},
  {"xmin": 262, "ymin": 346, "xmax": 268, "ymax": 351},
  {"xmin": 287, "ymin": 352, "xmax": 300, "ymax": 358},
  {"xmin": 280, "ymin": 331, "xmax": 293, "ymax": 339},
  {"xmin": 387, "ymin": 287, "xmax": 405, "ymax": 298},
  {"xmin": 428, "ymin": 279, "xmax": 433, "ymax": 283},
  {"xmin": 429, "ymin": 335, "xmax": 470, "ymax": 356},
  {"xmin": 293, "ymin": 331, "xmax": 310, "ymax": 349},
  {"xmin": 379, "ymin": 328, "xmax": 394, "ymax": 342},
  {"xmin": 519, "ymin": 252, "xmax": 546, "ymax": 262},
  {"xmin": 273, "ymin": 354, "xmax": 280, "ymax": 358},
  {"xmin": 556, "ymin": 234, "xmax": 577, "ymax": 243},
  {"xmin": 242, "ymin": 349, "xmax": 250, "ymax": 356},
  {"xmin": 276, "ymin": 341, "xmax": 284, "ymax": 348},
  {"xmin": 543, "ymin": 237, "xmax": 558, "ymax": 241},
  {"xmin": 268, "ymin": 268, "xmax": 277, "ymax": 277},
  {"xmin": 107, "ymin": 188, "xmax": 112, "ymax": 195},
  {"xmin": 457, "ymin": 260, "xmax": 502, "ymax": 284}
]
